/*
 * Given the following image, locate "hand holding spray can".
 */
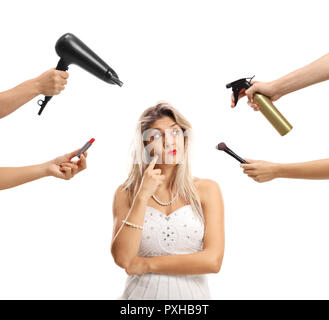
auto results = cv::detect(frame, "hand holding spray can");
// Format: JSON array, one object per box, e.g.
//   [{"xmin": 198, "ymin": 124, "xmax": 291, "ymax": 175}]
[{"xmin": 226, "ymin": 76, "xmax": 293, "ymax": 136}]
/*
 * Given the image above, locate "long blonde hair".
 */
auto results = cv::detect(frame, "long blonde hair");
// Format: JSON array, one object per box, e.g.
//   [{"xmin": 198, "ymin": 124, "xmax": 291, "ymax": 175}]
[{"xmin": 122, "ymin": 102, "xmax": 203, "ymax": 221}]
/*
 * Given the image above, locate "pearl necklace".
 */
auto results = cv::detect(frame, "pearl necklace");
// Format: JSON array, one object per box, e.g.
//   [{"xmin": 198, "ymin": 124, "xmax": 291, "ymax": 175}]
[{"xmin": 152, "ymin": 192, "xmax": 178, "ymax": 206}]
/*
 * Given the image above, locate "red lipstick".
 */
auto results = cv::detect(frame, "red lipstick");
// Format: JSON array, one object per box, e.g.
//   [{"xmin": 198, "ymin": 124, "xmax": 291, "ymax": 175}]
[
  {"xmin": 76, "ymin": 138, "xmax": 95, "ymax": 158},
  {"xmin": 168, "ymin": 149, "xmax": 177, "ymax": 155}
]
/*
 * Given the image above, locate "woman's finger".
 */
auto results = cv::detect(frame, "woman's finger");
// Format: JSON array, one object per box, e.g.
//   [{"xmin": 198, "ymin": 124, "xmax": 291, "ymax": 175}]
[
  {"xmin": 61, "ymin": 162, "xmax": 78, "ymax": 171},
  {"xmin": 61, "ymin": 166, "xmax": 72, "ymax": 180},
  {"xmin": 243, "ymin": 158, "xmax": 256, "ymax": 164},
  {"xmin": 147, "ymin": 155, "xmax": 158, "ymax": 170},
  {"xmin": 245, "ymin": 83, "xmax": 258, "ymax": 102},
  {"xmin": 240, "ymin": 163, "xmax": 257, "ymax": 170},
  {"xmin": 243, "ymin": 168, "xmax": 255, "ymax": 174},
  {"xmin": 78, "ymin": 154, "xmax": 87, "ymax": 171},
  {"xmin": 231, "ymin": 89, "xmax": 247, "ymax": 107},
  {"xmin": 59, "ymin": 71, "xmax": 69, "ymax": 79}
]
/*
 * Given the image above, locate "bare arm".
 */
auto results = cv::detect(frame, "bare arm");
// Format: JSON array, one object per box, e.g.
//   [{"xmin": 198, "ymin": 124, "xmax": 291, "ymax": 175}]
[
  {"xmin": 0, "ymin": 69, "xmax": 68, "ymax": 119},
  {"xmin": 232, "ymin": 52, "xmax": 329, "ymax": 110},
  {"xmin": 0, "ymin": 164, "xmax": 48, "ymax": 190},
  {"xmin": 125, "ymin": 179, "xmax": 225, "ymax": 275},
  {"xmin": 143, "ymin": 249, "xmax": 221, "ymax": 275},
  {"xmin": 110, "ymin": 187, "xmax": 150, "ymax": 268},
  {"xmin": 0, "ymin": 79, "xmax": 39, "ymax": 118},
  {"xmin": 278, "ymin": 159, "xmax": 329, "ymax": 180},
  {"xmin": 241, "ymin": 158, "xmax": 329, "ymax": 183},
  {"xmin": 0, "ymin": 150, "xmax": 87, "ymax": 190},
  {"xmin": 272, "ymin": 52, "xmax": 329, "ymax": 97},
  {"xmin": 111, "ymin": 155, "xmax": 165, "ymax": 269}
]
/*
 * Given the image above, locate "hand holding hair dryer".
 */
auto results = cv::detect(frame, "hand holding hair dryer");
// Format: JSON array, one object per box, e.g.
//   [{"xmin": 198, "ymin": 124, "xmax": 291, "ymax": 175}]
[
  {"xmin": 37, "ymin": 33, "xmax": 123, "ymax": 115},
  {"xmin": 226, "ymin": 76, "xmax": 292, "ymax": 136}
]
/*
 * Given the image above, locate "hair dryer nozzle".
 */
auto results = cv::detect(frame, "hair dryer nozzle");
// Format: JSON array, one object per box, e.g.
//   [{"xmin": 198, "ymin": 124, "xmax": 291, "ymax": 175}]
[
  {"xmin": 104, "ymin": 69, "xmax": 123, "ymax": 86},
  {"xmin": 112, "ymin": 77, "xmax": 123, "ymax": 87}
]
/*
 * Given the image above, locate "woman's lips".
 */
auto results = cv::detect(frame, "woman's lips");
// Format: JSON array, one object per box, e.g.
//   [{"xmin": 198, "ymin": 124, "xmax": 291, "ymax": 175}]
[{"xmin": 168, "ymin": 149, "xmax": 177, "ymax": 155}]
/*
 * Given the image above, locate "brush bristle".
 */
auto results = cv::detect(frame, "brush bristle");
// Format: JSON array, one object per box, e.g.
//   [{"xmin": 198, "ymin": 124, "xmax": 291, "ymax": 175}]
[{"xmin": 216, "ymin": 142, "xmax": 227, "ymax": 151}]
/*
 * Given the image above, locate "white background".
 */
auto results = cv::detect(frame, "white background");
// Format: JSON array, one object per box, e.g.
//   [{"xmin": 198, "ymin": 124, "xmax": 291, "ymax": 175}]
[{"xmin": 0, "ymin": 0, "xmax": 329, "ymax": 299}]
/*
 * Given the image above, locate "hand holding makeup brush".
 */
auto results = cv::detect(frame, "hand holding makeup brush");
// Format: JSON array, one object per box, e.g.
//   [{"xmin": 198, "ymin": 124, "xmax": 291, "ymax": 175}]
[
  {"xmin": 241, "ymin": 157, "xmax": 329, "ymax": 182},
  {"xmin": 240, "ymin": 159, "xmax": 279, "ymax": 183}
]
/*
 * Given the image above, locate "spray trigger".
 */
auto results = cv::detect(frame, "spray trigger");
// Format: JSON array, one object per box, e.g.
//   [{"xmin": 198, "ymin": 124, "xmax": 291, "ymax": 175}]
[{"xmin": 226, "ymin": 75, "xmax": 255, "ymax": 106}]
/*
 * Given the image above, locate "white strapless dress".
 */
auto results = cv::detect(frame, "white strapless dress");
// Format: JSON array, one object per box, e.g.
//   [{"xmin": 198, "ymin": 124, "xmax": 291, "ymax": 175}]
[{"xmin": 118, "ymin": 205, "xmax": 211, "ymax": 300}]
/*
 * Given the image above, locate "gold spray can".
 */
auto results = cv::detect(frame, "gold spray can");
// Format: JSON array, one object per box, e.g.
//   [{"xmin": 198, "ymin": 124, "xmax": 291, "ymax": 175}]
[
  {"xmin": 226, "ymin": 77, "xmax": 293, "ymax": 136},
  {"xmin": 253, "ymin": 93, "xmax": 292, "ymax": 136}
]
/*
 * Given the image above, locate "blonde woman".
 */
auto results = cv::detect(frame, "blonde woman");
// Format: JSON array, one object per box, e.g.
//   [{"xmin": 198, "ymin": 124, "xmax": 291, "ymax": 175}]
[{"xmin": 111, "ymin": 102, "xmax": 224, "ymax": 300}]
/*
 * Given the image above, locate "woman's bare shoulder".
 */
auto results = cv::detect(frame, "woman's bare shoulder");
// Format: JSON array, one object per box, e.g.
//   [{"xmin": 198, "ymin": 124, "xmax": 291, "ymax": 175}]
[
  {"xmin": 193, "ymin": 177, "xmax": 221, "ymax": 189},
  {"xmin": 193, "ymin": 177, "xmax": 222, "ymax": 204}
]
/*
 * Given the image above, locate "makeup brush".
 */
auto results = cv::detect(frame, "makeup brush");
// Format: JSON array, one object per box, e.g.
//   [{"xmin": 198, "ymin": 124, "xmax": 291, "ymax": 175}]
[{"xmin": 216, "ymin": 142, "xmax": 248, "ymax": 164}]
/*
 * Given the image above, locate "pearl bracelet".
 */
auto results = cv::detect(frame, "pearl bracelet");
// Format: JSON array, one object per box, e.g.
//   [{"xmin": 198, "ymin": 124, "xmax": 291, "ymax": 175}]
[{"xmin": 122, "ymin": 219, "xmax": 143, "ymax": 230}]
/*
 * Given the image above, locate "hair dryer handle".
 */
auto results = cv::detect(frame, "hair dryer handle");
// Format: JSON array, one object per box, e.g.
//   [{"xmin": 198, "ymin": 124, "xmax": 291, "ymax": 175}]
[{"xmin": 37, "ymin": 59, "xmax": 69, "ymax": 115}]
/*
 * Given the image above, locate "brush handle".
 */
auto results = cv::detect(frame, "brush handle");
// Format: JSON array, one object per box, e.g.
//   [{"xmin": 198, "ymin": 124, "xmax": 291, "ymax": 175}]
[
  {"xmin": 37, "ymin": 59, "xmax": 69, "ymax": 115},
  {"xmin": 224, "ymin": 148, "xmax": 248, "ymax": 164}
]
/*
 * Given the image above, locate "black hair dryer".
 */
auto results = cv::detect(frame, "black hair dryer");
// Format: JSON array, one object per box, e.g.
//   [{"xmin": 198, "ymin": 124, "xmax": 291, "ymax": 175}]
[{"xmin": 37, "ymin": 33, "xmax": 123, "ymax": 115}]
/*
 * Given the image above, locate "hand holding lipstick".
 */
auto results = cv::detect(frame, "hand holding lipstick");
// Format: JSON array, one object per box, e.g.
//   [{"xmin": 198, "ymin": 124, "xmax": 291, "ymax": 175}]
[
  {"xmin": 46, "ymin": 149, "xmax": 88, "ymax": 180},
  {"xmin": 0, "ymin": 149, "xmax": 88, "ymax": 191}
]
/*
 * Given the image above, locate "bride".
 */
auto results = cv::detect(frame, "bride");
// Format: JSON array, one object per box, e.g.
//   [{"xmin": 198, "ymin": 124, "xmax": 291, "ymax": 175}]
[{"xmin": 111, "ymin": 102, "xmax": 224, "ymax": 300}]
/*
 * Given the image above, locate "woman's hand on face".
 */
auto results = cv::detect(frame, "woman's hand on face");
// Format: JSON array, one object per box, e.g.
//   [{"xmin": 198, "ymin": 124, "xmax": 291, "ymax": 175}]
[
  {"xmin": 231, "ymin": 81, "xmax": 281, "ymax": 111},
  {"xmin": 138, "ymin": 155, "xmax": 165, "ymax": 199},
  {"xmin": 45, "ymin": 149, "xmax": 87, "ymax": 180},
  {"xmin": 240, "ymin": 159, "xmax": 279, "ymax": 183},
  {"xmin": 125, "ymin": 256, "xmax": 149, "ymax": 275},
  {"xmin": 35, "ymin": 68, "xmax": 69, "ymax": 96}
]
